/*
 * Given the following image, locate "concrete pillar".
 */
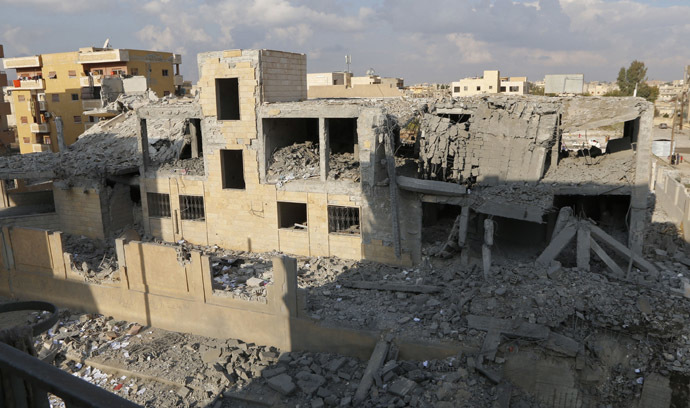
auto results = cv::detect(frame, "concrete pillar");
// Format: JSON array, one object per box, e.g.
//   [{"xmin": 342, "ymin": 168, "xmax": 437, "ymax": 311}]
[
  {"xmin": 319, "ymin": 117, "xmax": 329, "ymax": 181},
  {"xmin": 551, "ymin": 206, "xmax": 573, "ymax": 241},
  {"xmin": 482, "ymin": 219, "xmax": 494, "ymax": 279},
  {"xmin": 271, "ymin": 255, "xmax": 298, "ymax": 318},
  {"xmin": 137, "ymin": 118, "xmax": 150, "ymax": 171},
  {"xmin": 189, "ymin": 119, "xmax": 199, "ymax": 158},
  {"xmin": 55, "ymin": 116, "xmax": 67, "ymax": 152},
  {"xmin": 576, "ymin": 224, "xmax": 590, "ymax": 271},
  {"xmin": 630, "ymin": 108, "xmax": 654, "ymax": 254}
]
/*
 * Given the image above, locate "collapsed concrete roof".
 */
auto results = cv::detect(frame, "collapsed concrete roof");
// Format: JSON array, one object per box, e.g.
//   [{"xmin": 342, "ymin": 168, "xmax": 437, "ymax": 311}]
[{"xmin": 0, "ymin": 95, "xmax": 197, "ymax": 185}]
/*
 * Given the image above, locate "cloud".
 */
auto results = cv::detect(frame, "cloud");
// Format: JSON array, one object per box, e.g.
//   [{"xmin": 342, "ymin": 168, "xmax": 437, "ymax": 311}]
[
  {"xmin": 1, "ymin": 0, "xmax": 689, "ymax": 83},
  {"xmin": 446, "ymin": 33, "xmax": 494, "ymax": 64}
]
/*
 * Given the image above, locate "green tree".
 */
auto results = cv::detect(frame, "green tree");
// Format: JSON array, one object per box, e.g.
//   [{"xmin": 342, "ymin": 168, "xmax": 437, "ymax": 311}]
[
  {"xmin": 614, "ymin": 60, "xmax": 658, "ymax": 102},
  {"xmin": 530, "ymin": 85, "xmax": 545, "ymax": 95}
]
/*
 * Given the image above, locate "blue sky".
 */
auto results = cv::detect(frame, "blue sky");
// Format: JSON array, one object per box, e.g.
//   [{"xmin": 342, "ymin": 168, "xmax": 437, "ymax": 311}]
[{"xmin": 0, "ymin": 0, "xmax": 688, "ymax": 85}]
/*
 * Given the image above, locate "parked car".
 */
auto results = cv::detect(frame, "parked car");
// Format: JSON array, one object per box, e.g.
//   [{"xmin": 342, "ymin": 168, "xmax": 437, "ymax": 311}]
[{"xmin": 660, "ymin": 123, "xmax": 669, "ymax": 129}]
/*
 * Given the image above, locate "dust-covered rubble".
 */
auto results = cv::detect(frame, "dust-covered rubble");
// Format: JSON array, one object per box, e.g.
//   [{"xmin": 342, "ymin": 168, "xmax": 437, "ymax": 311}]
[
  {"xmin": 62, "ymin": 233, "xmax": 119, "ymax": 283},
  {"xmin": 267, "ymin": 141, "xmax": 320, "ymax": 184}
]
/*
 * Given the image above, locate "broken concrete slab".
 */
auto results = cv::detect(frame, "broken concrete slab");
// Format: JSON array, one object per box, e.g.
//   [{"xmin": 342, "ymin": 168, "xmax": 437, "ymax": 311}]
[
  {"xmin": 267, "ymin": 373, "xmax": 296, "ymax": 396},
  {"xmin": 467, "ymin": 315, "xmax": 550, "ymax": 340},
  {"xmin": 396, "ymin": 175, "xmax": 467, "ymax": 196},
  {"xmin": 535, "ymin": 224, "xmax": 577, "ymax": 267}
]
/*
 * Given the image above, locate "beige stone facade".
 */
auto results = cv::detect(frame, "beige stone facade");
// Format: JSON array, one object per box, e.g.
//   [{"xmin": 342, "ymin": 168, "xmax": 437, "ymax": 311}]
[{"xmin": 136, "ymin": 49, "xmax": 413, "ymax": 266}]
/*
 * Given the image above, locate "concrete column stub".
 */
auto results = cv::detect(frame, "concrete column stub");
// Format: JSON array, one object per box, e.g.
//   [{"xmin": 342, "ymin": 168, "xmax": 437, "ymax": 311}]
[
  {"xmin": 271, "ymin": 255, "xmax": 298, "ymax": 318},
  {"xmin": 319, "ymin": 117, "xmax": 329, "ymax": 181}
]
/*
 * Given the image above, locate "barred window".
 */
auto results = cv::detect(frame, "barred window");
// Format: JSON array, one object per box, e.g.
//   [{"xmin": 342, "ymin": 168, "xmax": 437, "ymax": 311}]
[
  {"xmin": 147, "ymin": 193, "xmax": 171, "ymax": 218},
  {"xmin": 328, "ymin": 206, "xmax": 360, "ymax": 235},
  {"xmin": 180, "ymin": 195, "xmax": 205, "ymax": 221}
]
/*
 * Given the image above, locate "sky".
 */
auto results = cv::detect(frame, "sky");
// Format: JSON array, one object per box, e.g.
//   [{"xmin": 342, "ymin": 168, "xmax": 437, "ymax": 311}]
[{"xmin": 0, "ymin": 0, "xmax": 688, "ymax": 85}]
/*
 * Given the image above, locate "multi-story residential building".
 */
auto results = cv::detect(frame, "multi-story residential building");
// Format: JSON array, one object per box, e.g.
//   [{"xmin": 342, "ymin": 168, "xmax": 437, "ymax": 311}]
[
  {"xmin": 451, "ymin": 71, "xmax": 528, "ymax": 97},
  {"xmin": 0, "ymin": 45, "xmax": 14, "ymax": 151},
  {"xmin": 3, "ymin": 46, "xmax": 182, "ymax": 154}
]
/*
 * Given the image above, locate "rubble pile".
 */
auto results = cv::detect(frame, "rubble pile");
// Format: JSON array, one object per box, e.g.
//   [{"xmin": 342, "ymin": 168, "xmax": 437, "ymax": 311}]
[
  {"xmin": 328, "ymin": 152, "xmax": 360, "ymax": 181},
  {"xmin": 0, "ymin": 95, "xmax": 189, "ymax": 183},
  {"xmin": 157, "ymin": 157, "xmax": 205, "ymax": 176},
  {"xmin": 210, "ymin": 257, "xmax": 273, "ymax": 301},
  {"xmin": 542, "ymin": 149, "xmax": 636, "ymax": 186},
  {"xmin": 267, "ymin": 142, "xmax": 320, "ymax": 184},
  {"xmin": 15, "ymin": 307, "xmax": 523, "ymax": 408},
  {"xmin": 63, "ymin": 234, "xmax": 119, "ymax": 282}
]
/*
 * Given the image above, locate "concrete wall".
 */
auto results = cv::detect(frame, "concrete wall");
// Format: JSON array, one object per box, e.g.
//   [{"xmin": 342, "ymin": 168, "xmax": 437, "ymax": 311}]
[
  {"xmin": 53, "ymin": 186, "xmax": 105, "ymax": 239},
  {"xmin": 0, "ymin": 213, "xmax": 59, "ymax": 230},
  {"xmin": 0, "ymin": 226, "xmax": 459, "ymax": 360},
  {"xmin": 653, "ymin": 165, "xmax": 690, "ymax": 242},
  {"xmin": 545, "ymin": 74, "xmax": 584, "ymax": 94},
  {"xmin": 260, "ymin": 50, "xmax": 307, "ymax": 103}
]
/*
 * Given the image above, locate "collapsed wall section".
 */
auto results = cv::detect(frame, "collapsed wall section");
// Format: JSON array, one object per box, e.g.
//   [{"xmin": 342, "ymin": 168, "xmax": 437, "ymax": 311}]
[{"xmin": 418, "ymin": 97, "xmax": 560, "ymax": 185}]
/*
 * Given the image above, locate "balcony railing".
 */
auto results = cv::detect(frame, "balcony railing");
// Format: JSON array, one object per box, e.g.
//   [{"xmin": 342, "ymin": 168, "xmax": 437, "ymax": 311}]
[
  {"xmin": 2, "ymin": 55, "xmax": 41, "ymax": 69},
  {"xmin": 80, "ymin": 75, "xmax": 104, "ymax": 87},
  {"xmin": 31, "ymin": 143, "xmax": 51, "ymax": 152},
  {"xmin": 9, "ymin": 78, "xmax": 45, "ymax": 90},
  {"xmin": 82, "ymin": 99, "xmax": 102, "ymax": 110},
  {"xmin": 30, "ymin": 123, "xmax": 49, "ymax": 133},
  {"xmin": 78, "ymin": 49, "xmax": 129, "ymax": 64}
]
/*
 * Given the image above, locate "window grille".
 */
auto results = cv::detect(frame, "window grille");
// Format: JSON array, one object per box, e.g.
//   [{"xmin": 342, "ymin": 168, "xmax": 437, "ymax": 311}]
[
  {"xmin": 147, "ymin": 193, "xmax": 171, "ymax": 218},
  {"xmin": 328, "ymin": 206, "xmax": 360, "ymax": 235},
  {"xmin": 180, "ymin": 195, "xmax": 205, "ymax": 221}
]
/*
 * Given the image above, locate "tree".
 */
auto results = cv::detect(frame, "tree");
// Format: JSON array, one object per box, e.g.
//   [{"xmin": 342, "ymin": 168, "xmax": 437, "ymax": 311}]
[
  {"xmin": 613, "ymin": 60, "xmax": 658, "ymax": 102},
  {"xmin": 530, "ymin": 85, "xmax": 545, "ymax": 95}
]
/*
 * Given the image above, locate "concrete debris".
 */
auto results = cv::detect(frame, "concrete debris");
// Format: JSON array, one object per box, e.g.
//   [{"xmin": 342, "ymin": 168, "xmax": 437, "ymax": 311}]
[
  {"xmin": 63, "ymin": 233, "xmax": 119, "ymax": 282},
  {"xmin": 327, "ymin": 152, "xmax": 360, "ymax": 181},
  {"xmin": 267, "ymin": 142, "xmax": 320, "ymax": 183},
  {"xmin": 0, "ymin": 94, "xmax": 191, "ymax": 184}
]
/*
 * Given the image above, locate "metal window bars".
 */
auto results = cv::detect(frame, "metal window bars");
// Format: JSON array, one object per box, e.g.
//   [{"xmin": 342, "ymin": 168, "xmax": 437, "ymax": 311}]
[
  {"xmin": 328, "ymin": 206, "xmax": 360, "ymax": 235},
  {"xmin": 179, "ymin": 195, "xmax": 205, "ymax": 221},
  {"xmin": 147, "ymin": 193, "xmax": 171, "ymax": 218}
]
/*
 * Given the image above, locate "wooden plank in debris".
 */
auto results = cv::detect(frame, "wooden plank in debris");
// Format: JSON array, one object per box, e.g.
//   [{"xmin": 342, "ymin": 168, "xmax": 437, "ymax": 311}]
[
  {"xmin": 396, "ymin": 175, "xmax": 467, "ymax": 196},
  {"xmin": 343, "ymin": 281, "xmax": 441, "ymax": 294},
  {"xmin": 354, "ymin": 340, "xmax": 389, "ymax": 405},
  {"xmin": 590, "ymin": 237, "xmax": 624, "ymax": 276},
  {"xmin": 589, "ymin": 224, "xmax": 657, "ymax": 273},
  {"xmin": 466, "ymin": 315, "xmax": 550, "ymax": 340},
  {"xmin": 535, "ymin": 224, "xmax": 577, "ymax": 267}
]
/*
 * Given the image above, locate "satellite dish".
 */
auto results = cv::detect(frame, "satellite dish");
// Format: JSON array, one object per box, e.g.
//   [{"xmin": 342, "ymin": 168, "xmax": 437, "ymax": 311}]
[
  {"xmin": 366, "ymin": 68, "xmax": 376, "ymax": 76},
  {"xmin": 103, "ymin": 38, "xmax": 111, "ymax": 49}
]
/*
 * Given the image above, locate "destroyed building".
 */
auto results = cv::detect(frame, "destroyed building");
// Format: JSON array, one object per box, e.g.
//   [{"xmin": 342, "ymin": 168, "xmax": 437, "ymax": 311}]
[
  {"xmin": 0, "ymin": 49, "xmax": 653, "ymax": 266},
  {"xmin": 4, "ymin": 49, "xmax": 688, "ymax": 407}
]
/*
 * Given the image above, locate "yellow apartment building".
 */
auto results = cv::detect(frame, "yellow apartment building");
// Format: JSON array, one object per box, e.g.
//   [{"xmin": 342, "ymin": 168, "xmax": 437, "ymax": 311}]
[{"xmin": 3, "ymin": 47, "xmax": 182, "ymax": 154}]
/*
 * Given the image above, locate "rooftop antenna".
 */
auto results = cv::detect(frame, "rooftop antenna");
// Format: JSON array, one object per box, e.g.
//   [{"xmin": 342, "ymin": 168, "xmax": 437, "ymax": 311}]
[
  {"xmin": 103, "ymin": 38, "xmax": 111, "ymax": 49},
  {"xmin": 345, "ymin": 55, "xmax": 351, "ymax": 73}
]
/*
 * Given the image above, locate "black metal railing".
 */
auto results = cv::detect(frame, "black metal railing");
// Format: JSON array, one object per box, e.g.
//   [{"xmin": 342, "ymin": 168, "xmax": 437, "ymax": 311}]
[{"xmin": 0, "ymin": 301, "xmax": 141, "ymax": 408}]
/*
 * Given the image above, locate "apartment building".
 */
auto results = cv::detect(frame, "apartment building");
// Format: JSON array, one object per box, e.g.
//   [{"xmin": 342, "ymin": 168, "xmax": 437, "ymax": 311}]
[
  {"xmin": 3, "ymin": 46, "xmax": 182, "ymax": 154},
  {"xmin": 584, "ymin": 81, "xmax": 619, "ymax": 96}
]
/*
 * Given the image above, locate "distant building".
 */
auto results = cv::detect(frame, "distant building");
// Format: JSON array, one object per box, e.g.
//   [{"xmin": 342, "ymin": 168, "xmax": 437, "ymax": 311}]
[
  {"xmin": 0, "ymin": 45, "xmax": 14, "ymax": 151},
  {"xmin": 500, "ymin": 76, "xmax": 529, "ymax": 95},
  {"xmin": 3, "ymin": 46, "xmax": 182, "ymax": 154},
  {"xmin": 306, "ymin": 72, "xmax": 404, "ymax": 98},
  {"xmin": 544, "ymin": 74, "xmax": 584, "ymax": 94},
  {"xmin": 451, "ymin": 70, "xmax": 500, "ymax": 97},
  {"xmin": 451, "ymin": 71, "xmax": 528, "ymax": 97},
  {"xmin": 307, "ymin": 72, "xmax": 352, "ymax": 89},
  {"xmin": 584, "ymin": 81, "xmax": 618, "ymax": 96}
]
